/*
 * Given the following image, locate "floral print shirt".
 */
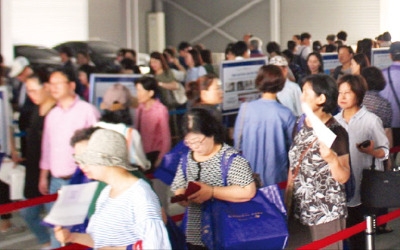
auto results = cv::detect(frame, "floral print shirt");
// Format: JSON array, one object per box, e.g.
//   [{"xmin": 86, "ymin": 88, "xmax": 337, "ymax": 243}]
[{"xmin": 289, "ymin": 117, "xmax": 349, "ymax": 226}]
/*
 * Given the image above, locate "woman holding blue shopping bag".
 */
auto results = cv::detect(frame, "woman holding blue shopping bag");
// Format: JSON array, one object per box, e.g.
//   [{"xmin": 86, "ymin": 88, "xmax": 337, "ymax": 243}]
[{"xmin": 171, "ymin": 108, "xmax": 256, "ymax": 249}]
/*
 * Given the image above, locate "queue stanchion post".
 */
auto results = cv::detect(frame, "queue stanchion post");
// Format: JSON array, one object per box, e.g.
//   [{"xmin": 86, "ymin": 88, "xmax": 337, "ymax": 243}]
[{"xmin": 365, "ymin": 214, "xmax": 376, "ymax": 250}]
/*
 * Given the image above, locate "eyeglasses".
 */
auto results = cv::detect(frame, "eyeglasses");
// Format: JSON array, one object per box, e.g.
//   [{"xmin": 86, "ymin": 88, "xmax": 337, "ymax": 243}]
[
  {"xmin": 184, "ymin": 135, "xmax": 206, "ymax": 148},
  {"xmin": 196, "ymin": 162, "xmax": 201, "ymax": 181}
]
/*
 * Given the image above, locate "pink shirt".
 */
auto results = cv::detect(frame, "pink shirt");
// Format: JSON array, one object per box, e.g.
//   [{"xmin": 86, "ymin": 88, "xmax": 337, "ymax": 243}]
[
  {"xmin": 134, "ymin": 99, "xmax": 171, "ymax": 161},
  {"xmin": 40, "ymin": 96, "xmax": 100, "ymax": 177}
]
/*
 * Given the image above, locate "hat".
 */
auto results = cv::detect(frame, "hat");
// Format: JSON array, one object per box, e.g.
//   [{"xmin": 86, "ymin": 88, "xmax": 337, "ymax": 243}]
[
  {"xmin": 389, "ymin": 42, "xmax": 400, "ymax": 56},
  {"xmin": 74, "ymin": 129, "xmax": 136, "ymax": 171},
  {"xmin": 101, "ymin": 83, "xmax": 133, "ymax": 111},
  {"xmin": 269, "ymin": 55, "xmax": 288, "ymax": 66},
  {"xmin": 9, "ymin": 57, "xmax": 29, "ymax": 78}
]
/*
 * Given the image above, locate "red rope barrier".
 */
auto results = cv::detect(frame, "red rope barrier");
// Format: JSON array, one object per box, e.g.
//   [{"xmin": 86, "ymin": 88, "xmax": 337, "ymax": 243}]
[
  {"xmin": 55, "ymin": 243, "xmax": 90, "ymax": 250},
  {"xmin": 171, "ymin": 213, "xmax": 184, "ymax": 222},
  {"xmin": 390, "ymin": 146, "xmax": 400, "ymax": 153},
  {"xmin": 377, "ymin": 208, "xmax": 400, "ymax": 226},
  {"xmin": 0, "ymin": 194, "xmax": 57, "ymax": 215},
  {"xmin": 2, "ymin": 186, "xmax": 399, "ymax": 250},
  {"xmin": 297, "ymin": 208, "xmax": 400, "ymax": 249}
]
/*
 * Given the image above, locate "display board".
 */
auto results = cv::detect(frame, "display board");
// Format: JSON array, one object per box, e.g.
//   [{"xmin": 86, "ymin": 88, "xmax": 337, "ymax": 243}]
[
  {"xmin": 371, "ymin": 48, "xmax": 391, "ymax": 69},
  {"xmin": 220, "ymin": 58, "xmax": 268, "ymax": 114},
  {"xmin": 321, "ymin": 52, "xmax": 340, "ymax": 74},
  {"xmin": 89, "ymin": 74, "xmax": 142, "ymax": 110}
]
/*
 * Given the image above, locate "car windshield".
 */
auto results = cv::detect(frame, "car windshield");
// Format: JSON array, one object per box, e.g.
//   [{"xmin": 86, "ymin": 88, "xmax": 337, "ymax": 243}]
[{"xmin": 88, "ymin": 41, "xmax": 120, "ymax": 54}]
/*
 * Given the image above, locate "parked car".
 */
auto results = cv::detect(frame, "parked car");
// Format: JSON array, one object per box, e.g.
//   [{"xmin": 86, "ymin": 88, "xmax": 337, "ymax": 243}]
[
  {"xmin": 14, "ymin": 45, "xmax": 62, "ymax": 73},
  {"xmin": 53, "ymin": 40, "xmax": 150, "ymax": 73},
  {"xmin": 53, "ymin": 40, "xmax": 121, "ymax": 73}
]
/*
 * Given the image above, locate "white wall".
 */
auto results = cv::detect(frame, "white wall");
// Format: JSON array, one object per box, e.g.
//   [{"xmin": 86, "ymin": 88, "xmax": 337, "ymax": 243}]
[
  {"xmin": 11, "ymin": 0, "xmax": 88, "ymax": 47},
  {"xmin": 2, "ymin": 0, "xmax": 400, "ymax": 65},
  {"xmin": 88, "ymin": 0, "xmax": 152, "ymax": 52},
  {"xmin": 380, "ymin": 0, "xmax": 400, "ymax": 42},
  {"xmin": 1, "ymin": 0, "xmax": 13, "ymax": 64},
  {"xmin": 281, "ymin": 0, "xmax": 380, "ymax": 46}
]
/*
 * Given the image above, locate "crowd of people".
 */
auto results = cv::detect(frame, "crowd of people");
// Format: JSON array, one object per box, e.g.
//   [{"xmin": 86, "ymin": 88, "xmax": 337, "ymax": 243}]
[{"xmin": 0, "ymin": 29, "xmax": 399, "ymax": 250}]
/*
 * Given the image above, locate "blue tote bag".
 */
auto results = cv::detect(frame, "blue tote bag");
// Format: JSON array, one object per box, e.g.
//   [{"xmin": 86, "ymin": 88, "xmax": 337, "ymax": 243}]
[
  {"xmin": 154, "ymin": 141, "xmax": 189, "ymax": 185},
  {"xmin": 200, "ymin": 153, "xmax": 288, "ymax": 250}
]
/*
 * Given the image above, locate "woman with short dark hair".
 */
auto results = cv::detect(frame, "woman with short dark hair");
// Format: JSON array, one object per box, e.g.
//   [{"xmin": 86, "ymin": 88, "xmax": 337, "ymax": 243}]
[
  {"xmin": 361, "ymin": 66, "xmax": 392, "ymax": 130},
  {"xmin": 288, "ymin": 74, "xmax": 350, "ymax": 250},
  {"xmin": 350, "ymin": 53, "xmax": 370, "ymax": 75},
  {"xmin": 234, "ymin": 65, "xmax": 296, "ymax": 187},
  {"xmin": 171, "ymin": 108, "xmax": 256, "ymax": 249},
  {"xmin": 335, "ymin": 74, "xmax": 389, "ymax": 249}
]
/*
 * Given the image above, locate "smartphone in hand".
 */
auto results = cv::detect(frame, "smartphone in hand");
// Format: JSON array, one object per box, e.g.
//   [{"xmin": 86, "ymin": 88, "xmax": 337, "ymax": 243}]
[
  {"xmin": 184, "ymin": 182, "xmax": 201, "ymax": 197},
  {"xmin": 358, "ymin": 140, "xmax": 371, "ymax": 148}
]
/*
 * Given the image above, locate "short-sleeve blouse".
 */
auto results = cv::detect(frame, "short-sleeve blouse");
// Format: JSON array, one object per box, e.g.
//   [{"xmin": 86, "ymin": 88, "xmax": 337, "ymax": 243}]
[
  {"xmin": 288, "ymin": 117, "xmax": 349, "ymax": 226},
  {"xmin": 363, "ymin": 90, "xmax": 392, "ymax": 128},
  {"xmin": 171, "ymin": 144, "xmax": 254, "ymax": 246}
]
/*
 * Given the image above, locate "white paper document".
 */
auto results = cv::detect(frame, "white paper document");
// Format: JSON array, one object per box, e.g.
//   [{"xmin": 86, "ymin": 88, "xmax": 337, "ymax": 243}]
[
  {"xmin": 43, "ymin": 181, "xmax": 99, "ymax": 227},
  {"xmin": 301, "ymin": 103, "xmax": 337, "ymax": 148}
]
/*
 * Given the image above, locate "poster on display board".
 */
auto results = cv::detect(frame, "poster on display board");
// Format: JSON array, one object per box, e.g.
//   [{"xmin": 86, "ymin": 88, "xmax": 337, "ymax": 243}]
[
  {"xmin": 371, "ymin": 48, "xmax": 392, "ymax": 69},
  {"xmin": 0, "ymin": 86, "xmax": 12, "ymax": 154},
  {"xmin": 321, "ymin": 52, "xmax": 340, "ymax": 75},
  {"xmin": 89, "ymin": 74, "xmax": 142, "ymax": 110},
  {"xmin": 220, "ymin": 57, "xmax": 268, "ymax": 115}
]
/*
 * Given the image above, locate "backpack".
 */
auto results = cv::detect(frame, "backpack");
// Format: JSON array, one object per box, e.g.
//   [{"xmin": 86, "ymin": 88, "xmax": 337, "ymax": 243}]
[
  {"xmin": 295, "ymin": 47, "xmax": 308, "ymax": 73},
  {"xmin": 294, "ymin": 114, "xmax": 356, "ymax": 202}
]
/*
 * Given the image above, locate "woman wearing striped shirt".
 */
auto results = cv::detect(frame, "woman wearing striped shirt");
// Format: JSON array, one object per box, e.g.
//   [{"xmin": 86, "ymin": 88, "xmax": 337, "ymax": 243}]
[{"xmin": 54, "ymin": 129, "xmax": 171, "ymax": 249}]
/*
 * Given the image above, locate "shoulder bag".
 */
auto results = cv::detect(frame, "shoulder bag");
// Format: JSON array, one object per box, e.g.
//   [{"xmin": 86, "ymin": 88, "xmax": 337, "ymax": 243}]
[
  {"xmin": 284, "ymin": 137, "xmax": 317, "ymax": 216},
  {"xmin": 361, "ymin": 157, "xmax": 400, "ymax": 208}
]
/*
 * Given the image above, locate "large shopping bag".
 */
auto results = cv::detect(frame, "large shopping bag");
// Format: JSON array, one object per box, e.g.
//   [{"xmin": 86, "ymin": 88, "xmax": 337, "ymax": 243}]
[
  {"xmin": 179, "ymin": 148, "xmax": 288, "ymax": 249},
  {"xmin": 201, "ymin": 185, "xmax": 288, "ymax": 250}
]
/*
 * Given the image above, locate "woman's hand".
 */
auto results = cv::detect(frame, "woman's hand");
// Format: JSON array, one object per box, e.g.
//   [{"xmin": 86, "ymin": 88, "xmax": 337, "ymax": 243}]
[
  {"xmin": 356, "ymin": 140, "xmax": 375, "ymax": 155},
  {"xmin": 54, "ymin": 226, "xmax": 72, "ymax": 244},
  {"xmin": 11, "ymin": 150, "xmax": 23, "ymax": 164},
  {"xmin": 187, "ymin": 182, "xmax": 213, "ymax": 204},
  {"xmin": 173, "ymin": 189, "xmax": 189, "ymax": 207},
  {"xmin": 319, "ymin": 140, "xmax": 337, "ymax": 163}
]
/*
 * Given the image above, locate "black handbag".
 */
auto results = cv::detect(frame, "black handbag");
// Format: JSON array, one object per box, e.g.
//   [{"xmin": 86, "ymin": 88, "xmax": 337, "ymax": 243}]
[{"xmin": 361, "ymin": 157, "xmax": 400, "ymax": 208}]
